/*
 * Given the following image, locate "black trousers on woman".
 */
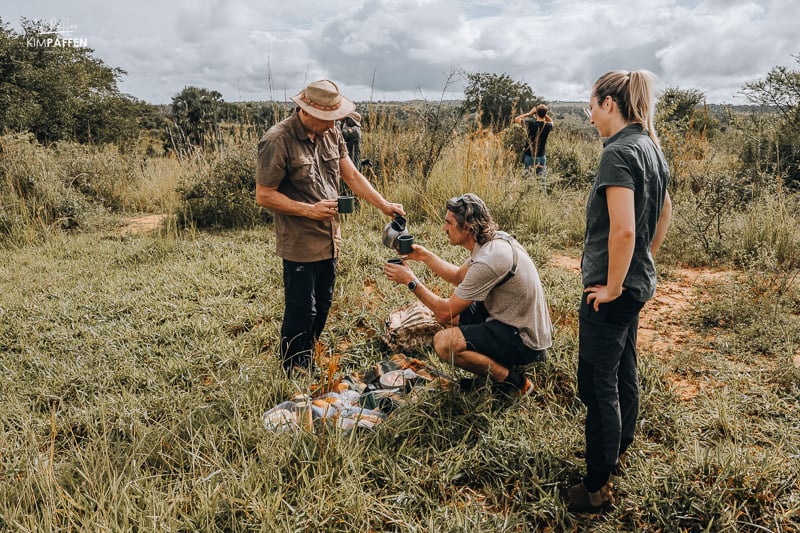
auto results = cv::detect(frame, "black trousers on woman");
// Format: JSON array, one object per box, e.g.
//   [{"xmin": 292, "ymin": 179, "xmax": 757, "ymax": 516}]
[{"xmin": 577, "ymin": 290, "xmax": 644, "ymax": 492}]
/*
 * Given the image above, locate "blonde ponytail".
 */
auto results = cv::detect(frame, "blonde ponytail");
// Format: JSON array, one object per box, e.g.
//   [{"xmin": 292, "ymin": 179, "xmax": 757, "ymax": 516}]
[{"xmin": 592, "ymin": 70, "xmax": 660, "ymax": 147}]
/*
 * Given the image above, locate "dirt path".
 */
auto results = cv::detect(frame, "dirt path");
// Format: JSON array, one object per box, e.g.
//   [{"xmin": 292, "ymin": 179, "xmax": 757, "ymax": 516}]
[
  {"xmin": 547, "ymin": 254, "xmax": 743, "ymax": 400},
  {"xmin": 119, "ymin": 214, "xmax": 168, "ymax": 236}
]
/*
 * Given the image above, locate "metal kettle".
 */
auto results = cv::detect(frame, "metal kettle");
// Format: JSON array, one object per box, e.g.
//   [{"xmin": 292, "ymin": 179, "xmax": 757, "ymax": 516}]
[{"xmin": 382, "ymin": 214, "xmax": 409, "ymax": 250}]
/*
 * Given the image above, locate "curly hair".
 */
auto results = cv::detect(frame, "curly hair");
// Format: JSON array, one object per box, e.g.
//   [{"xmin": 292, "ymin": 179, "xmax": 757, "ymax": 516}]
[{"xmin": 445, "ymin": 193, "xmax": 497, "ymax": 245}]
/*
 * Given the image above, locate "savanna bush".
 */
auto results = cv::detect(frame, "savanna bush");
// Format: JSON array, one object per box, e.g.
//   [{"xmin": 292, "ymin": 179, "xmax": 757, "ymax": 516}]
[
  {"xmin": 0, "ymin": 134, "xmax": 99, "ymax": 244},
  {"xmin": 359, "ymin": 109, "xmax": 424, "ymax": 188},
  {"xmin": 176, "ymin": 143, "xmax": 271, "ymax": 229},
  {"xmin": 663, "ymin": 169, "xmax": 753, "ymax": 266},
  {"xmin": 361, "ymin": 101, "xmax": 463, "ymax": 193},
  {"xmin": 547, "ymin": 129, "xmax": 602, "ymax": 189},
  {"xmin": 737, "ymin": 193, "xmax": 800, "ymax": 268},
  {"xmin": 500, "ymin": 123, "xmax": 527, "ymax": 157},
  {"xmin": 51, "ymin": 141, "xmax": 141, "ymax": 212}
]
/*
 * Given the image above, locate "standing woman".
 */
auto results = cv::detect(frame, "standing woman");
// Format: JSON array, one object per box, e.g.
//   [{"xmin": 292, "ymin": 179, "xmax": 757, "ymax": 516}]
[{"xmin": 567, "ymin": 70, "xmax": 672, "ymax": 512}]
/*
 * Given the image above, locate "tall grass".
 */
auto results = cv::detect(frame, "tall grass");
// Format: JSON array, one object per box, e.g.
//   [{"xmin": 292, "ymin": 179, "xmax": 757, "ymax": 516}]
[
  {"xmin": 0, "ymin": 133, "xmax": 188, "ymax": 245},
  {"xmin": 363, "ymin": 125, "xmax": 587, "ymax": 253},
  {"xmin": 1, "ymin": 104, "xmax": 799, "ymax": 530},
  {"xmin": 1, "ymin": 219, "xmax": 798, "ymax": 530}
]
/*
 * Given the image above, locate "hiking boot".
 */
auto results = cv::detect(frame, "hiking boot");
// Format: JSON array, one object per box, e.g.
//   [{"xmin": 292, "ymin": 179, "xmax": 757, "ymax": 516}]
[
  {"xmin": 492, "ymin": 371, "xmax": 533, "ymax": 398},
  {"xmin": 565, "ymin": 482, "xmax": 614, "ymax": 513},
  {"xmin": 458, "ymin": 376, "xmax": 490, "ymax": 392},
  {"xmin": 519, "ymin": 377, "xmax": 534, "ymax": 397}
]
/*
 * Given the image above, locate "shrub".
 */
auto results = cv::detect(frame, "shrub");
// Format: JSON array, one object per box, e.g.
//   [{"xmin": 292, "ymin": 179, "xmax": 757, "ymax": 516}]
[
  {"xmin": 176, "ymin": 145, "xmax": 271, "ymax": 229},
  {"xmin": 738, "ymin": 194, "xmax": 800, "ymax": 268},
  {"xmin": 546, "ymin": 128, "xmax": 601, "ymax": 188},
  {"xmin": 0, "ymin": 134, "xmax": 99, "ymax": 245},
  {"xmin": 500, "ymin": 123, "xmax": 527, "ymax": 158},
  {"xmin": 52, "ymin": 142, "xmax": 141, "ymax": 212}
]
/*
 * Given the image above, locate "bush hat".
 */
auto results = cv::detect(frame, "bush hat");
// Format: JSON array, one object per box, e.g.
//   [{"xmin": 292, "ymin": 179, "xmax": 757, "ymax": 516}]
[
  {"xmin": 291, "ymin": 80, "xmax": 355, "ymax": 121},
  {"xmin": 347, "ymin": 111, "xmax": 362, "ymax": 127}
]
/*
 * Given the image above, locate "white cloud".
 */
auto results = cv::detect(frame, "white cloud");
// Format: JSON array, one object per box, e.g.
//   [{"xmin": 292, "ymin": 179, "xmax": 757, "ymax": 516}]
[{"xmin": 2, "ymin": 0, "xmax": 798, "ymax": 104}]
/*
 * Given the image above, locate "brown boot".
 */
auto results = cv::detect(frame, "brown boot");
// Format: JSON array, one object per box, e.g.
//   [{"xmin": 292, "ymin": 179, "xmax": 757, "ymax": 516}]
[{"xmin": 566, "ymin": 482, "xmax": 614, "ymax": 513}]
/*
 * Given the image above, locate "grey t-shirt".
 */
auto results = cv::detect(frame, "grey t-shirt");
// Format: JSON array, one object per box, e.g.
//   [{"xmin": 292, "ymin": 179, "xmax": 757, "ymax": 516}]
[
  {"xmin": 454, "ymin": 232, "xmax": 553, "ymax": 350},
  {"xmin": 581, "ymin": 124, "xmax": 670, "ymax": 302}
]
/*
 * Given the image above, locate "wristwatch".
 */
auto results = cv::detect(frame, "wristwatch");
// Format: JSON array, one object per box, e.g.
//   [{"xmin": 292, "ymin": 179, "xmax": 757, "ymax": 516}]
[{"xmin": 407, "ymin": 279, "xmax": 419, "ymax": 292}]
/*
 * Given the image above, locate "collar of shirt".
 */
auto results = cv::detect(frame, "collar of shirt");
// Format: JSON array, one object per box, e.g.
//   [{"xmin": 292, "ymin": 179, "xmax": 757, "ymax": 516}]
[
  {"xmin": 289, "ymin": 110, "xmax": 314, "ymax": 142},
  {"xmin": 603, "ymin": 123, "xmax": 644, "ymax": 147}
]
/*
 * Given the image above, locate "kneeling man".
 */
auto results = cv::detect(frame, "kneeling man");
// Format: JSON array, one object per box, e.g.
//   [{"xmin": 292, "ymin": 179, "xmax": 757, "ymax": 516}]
[{"xmin": 384, "ymin": 193, "xmax": 552, "ymax": 395}]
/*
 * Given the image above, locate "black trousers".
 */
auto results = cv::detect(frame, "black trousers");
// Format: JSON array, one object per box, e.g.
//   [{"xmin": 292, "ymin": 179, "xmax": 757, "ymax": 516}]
[
  {"xmin": 577, "ymin": 290, "xmax": 644, "ymax": 492},
  {"xmin": 279, "ymin": 258, "xmax": 337, "ymax": 370}
]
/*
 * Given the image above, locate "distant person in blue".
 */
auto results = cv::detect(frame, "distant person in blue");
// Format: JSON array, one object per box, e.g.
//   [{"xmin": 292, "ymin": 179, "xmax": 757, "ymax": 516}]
[
  {"xmin": 514, "ymin": 104, "xmax": 554, "ymax": 188},
  {"xmin": 566, "ymin": 70, "xmax": 672, "ymax": 513}
]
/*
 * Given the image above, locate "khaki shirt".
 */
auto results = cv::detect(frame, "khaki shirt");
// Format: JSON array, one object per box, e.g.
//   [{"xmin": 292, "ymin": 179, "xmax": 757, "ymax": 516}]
[{"xmin": 256, "ymin": 111, "xmax": 349, "ymax": 262}]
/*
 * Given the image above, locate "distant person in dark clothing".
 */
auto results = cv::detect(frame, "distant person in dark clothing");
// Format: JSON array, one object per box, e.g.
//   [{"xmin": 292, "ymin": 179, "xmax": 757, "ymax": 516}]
[
  {"xmin": 514, "ymin": 104, "xmax": 554, "ymax": 189},
  {"xmin": 340, "ymin": 111, "xmax": 362, "ymax": 171}
]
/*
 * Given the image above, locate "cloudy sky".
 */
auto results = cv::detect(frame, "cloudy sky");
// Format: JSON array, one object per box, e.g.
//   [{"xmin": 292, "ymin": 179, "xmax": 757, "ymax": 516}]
[{"xmin": 4, "ymin": 0, "xmax": 798, "ymax": 105}]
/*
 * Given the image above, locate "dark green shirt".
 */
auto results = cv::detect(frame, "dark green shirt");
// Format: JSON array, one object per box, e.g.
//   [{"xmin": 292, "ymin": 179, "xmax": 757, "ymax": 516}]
[{"xmin": 581, "ymin": 124, "xmax": 670, "ymax": 302}]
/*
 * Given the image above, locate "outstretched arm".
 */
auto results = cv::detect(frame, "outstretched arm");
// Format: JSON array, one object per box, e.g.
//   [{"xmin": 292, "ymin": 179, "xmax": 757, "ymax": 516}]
[
  {"xmin": 339, "ymin": 156, "xmax": 404, "ymax": 217},
  {"xmin": 383, "ymin": 261, "xmax": 472, "ymax": 324},
  {"xmin": 401, "ymin": 244, "xmax": 467, "ymax": 286}
]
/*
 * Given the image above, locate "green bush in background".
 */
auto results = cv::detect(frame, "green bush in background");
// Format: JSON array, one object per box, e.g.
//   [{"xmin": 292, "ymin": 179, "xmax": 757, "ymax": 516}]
[{"xmin": 176, "ymin": 146, "xmax": 271, "ymax": 230}]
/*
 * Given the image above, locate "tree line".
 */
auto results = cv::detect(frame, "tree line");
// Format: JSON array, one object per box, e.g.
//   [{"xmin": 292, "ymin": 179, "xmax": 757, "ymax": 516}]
[{"xmin": 1, "ymin": 18, "xmax": 799, "ymax": 185}]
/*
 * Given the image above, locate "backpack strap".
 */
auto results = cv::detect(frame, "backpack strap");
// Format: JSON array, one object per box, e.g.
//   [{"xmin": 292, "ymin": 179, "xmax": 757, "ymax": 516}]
[{"xmin": 492, "ymin": 233, "xmax": 518, "ymax": 288}]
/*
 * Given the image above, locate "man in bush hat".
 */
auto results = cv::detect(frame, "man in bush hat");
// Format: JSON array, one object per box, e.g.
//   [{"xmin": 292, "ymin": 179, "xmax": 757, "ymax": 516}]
[
  {"xmin": 256, "ymin": 79, "xmax": 404, "ymax": 375},
  {"xmin": 383, "ymin": 193, "xmax": 552, "ymax": 396}
]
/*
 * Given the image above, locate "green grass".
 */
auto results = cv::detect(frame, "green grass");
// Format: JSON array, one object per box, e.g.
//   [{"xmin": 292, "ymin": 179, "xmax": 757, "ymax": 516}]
[
  {"xmin": 1, "ymin": 207, "xmax": 798, "ymax": 531},
  {"xmin": 2, "ymin": 114, "xmax": 800, "ymax": 530}
]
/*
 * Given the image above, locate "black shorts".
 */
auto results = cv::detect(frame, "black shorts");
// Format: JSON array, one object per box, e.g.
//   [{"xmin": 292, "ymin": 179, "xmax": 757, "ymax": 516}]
[{"xmin": 458, "ymin": 302, "xmax": 546, "ymax": 367}]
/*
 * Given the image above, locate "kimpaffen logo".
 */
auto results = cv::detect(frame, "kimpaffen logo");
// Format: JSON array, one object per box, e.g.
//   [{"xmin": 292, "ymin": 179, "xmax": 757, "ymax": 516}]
[{"xmin": 26, "ymin": 17, "xmax": 88, "ymax": 48}]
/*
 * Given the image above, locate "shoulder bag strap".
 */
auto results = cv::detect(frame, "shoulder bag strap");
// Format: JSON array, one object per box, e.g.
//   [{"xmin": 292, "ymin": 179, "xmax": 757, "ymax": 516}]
[{"xmin": 492, "ymin": 233, "xmax": 518, "ymax": 289}]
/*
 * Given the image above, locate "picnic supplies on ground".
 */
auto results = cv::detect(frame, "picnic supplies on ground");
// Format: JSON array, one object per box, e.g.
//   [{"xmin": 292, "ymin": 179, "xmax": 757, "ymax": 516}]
[
  {"xmin": 262, "ymin": 398, "xmax": 314, "ymax": 433},
  {"xmin": 263, "ymin": 354, "xmax": 453, "ymax": 434},
  {"xmin": 381, "ymin": 301, "xmax": 444, "ymax": 354}
]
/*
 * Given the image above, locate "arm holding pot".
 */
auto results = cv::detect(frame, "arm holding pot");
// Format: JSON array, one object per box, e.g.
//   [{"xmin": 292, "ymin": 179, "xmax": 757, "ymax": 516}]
[{"xmin": 340, "ymin": 156, "xmax": 404, "ymax": 217}]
